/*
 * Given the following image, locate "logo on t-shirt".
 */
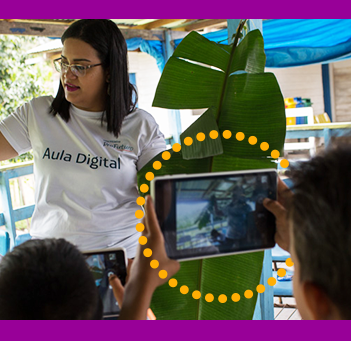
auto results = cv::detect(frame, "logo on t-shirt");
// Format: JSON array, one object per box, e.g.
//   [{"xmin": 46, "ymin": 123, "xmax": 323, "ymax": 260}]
[{"xmin": 103, "ymin": 140, "xmax": 134, "ymax": 152}]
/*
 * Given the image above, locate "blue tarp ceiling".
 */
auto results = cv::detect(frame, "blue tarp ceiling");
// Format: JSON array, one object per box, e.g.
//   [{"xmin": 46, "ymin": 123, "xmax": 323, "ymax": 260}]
[{"xmin": 130, "ymin": 19, "xmax": 351, "ymax": 71}]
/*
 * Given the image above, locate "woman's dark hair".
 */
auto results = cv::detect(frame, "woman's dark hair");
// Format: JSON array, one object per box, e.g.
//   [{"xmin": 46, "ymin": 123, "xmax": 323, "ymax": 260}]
[{"xmin": 50, "ymin": 19, "xmax": 138, "ymax": 137}]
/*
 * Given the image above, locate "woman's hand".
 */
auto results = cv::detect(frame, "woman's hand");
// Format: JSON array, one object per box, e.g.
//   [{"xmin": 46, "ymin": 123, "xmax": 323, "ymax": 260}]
[{"xmin": 263, "ymin": 178, "xmax": 293, "ymax": 252}]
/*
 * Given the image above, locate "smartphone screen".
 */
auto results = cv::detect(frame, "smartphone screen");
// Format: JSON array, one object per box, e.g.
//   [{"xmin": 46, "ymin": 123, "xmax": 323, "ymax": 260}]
[
  {"xmin": 83, "ymin": 249, "xmax": 127, "ymax": 318},
  {"xmin": 152, "ymin": 169, "xmax": 277, "ymax": 261}
]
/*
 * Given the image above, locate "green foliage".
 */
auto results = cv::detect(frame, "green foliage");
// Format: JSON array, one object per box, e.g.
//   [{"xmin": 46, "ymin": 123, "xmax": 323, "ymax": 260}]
[
  {"xmin": 0, "ymin": 35, "xmax": 53, "ymax": 164},
  {"xmin": 138, "ymin": 22, "xmax": 286, "ymax": 320}
]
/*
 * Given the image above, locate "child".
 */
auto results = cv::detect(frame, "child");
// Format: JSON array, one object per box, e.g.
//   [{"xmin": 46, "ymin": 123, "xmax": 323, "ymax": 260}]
[{"xmin": 264, "ymin": 146, "xmax": 351, "ymax": 320}]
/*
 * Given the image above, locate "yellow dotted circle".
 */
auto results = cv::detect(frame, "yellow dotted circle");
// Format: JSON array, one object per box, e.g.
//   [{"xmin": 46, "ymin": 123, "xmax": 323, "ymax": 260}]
[
  {"xmin": 169, "ymin": 278, "xmax": 178, "ymax": 288},
  {"xmin": 223, "ymin": 130, "xmax": 232, "ymax": 139},
  {"xmin": 236, "ymin": 132, "xmax": 245, "ymax": 141},
  {"xmin": 267, "ymin": 277, "xmax": 277, "ymax": 286},
  {"xmin": 184, "ymin": 137, "xmax": 193, "ymax": 146},
  {"xmin": 180, "ymin": 286, "xmax": 189, "ymax": 295},
  {"xmin": 136, "ymin": 223, "xmax": 144, "ymax": 233},
  {"xmin": 260, "ymin": 142, "xmax": 269, "ymax": 151},
  {"xmin": 136, "ymin": 197, "xmax": 145, "ymax": 206},
  {"xmin": 271, "ymin": 150, "xmax": 280, "ymax": 159},
  {"xmin": 277, "ymin": 268, "xmax": 287, "ymax": 278},
  {"xmin": 196, "ymin": 132, "xmax": 206, "ymax": 142},
  {"xmin": 205, "ymin": 293, "xmax": 214, "ymax": 302},
  {"xmin": 135, "ymin": 210, "xmax": 144, "ymax": 219},
  {"xmin": 172, "ymin": 143, "xmax": 181, "ymax": 152},
  {"xmin": 280, "ymin": 159, "xmax": 290, "ymax": 168},
  {"xmin": 145, "ymin": 172, "xmax": 154, "ymax": 181},
  {"xmin": 244, "ymin": 290, "xmax": 253, "ymax": 299},
  {"xmin": 210, "ymin": 130, "xmax": 219, "ymax": 139},
  {"xmin": 248, "ymin": 136, "xmax": 258, "ymax": 145},
  {"xmin": 162, "ymin": 151, "xmax": 171, "ymax": 161},
  {"xmin": 140, "ymin": 184, "xmax": 149, "ymax": 193},
  {"xmin": 150, "ymin": 260, "xmax": 159, "ymax": 269},
  {"xmin": 159, "ymin": 270, "xmax": 168, "ymax": 279},
  {"xmin": 143, "ymin": 248, "xmax": 152, "ymax": 258},
  {"xmin": 218, "ymin": 294, "xmax": 227, "ymax": 303},
  {"xmin": 192, "ymin": 290, "xmax": 201, "ymax": 300},
  {"xmin": 256, "ymin": 284, "xmax": 266, "ymax": 294},
  {"xmin": 232, "ymin": 293, "xmax": 240, "ymax": 302},
  {"xmin": 139, "ymin": 236, "xmax": 147, "ymax": 245},
  {"xmin": 153, "ymin": 161, "xmax": 162, "ymax": 170},
  {"xmin": 136, "ymin": 128, "xmax": 291, "ymax": 304},
  {"xmin": 286, "ymin": 258, "xmax": 294, "ymax": 267}
]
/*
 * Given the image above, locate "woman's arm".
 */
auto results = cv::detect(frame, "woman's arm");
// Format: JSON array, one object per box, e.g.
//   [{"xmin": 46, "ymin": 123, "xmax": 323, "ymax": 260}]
[{"xmin": 0, "ymin": 132, "xmax": 18, "ymax": 161}]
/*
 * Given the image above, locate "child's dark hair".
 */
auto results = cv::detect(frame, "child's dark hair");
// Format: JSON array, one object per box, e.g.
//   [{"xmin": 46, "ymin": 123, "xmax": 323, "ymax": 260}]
[
  {"xmin": 0, "ymin": 239, "xmax": 102, "ymax": 319},
  {"xmin": 288, "ymin": 145, "xmax": 351, "ymax": 319}
]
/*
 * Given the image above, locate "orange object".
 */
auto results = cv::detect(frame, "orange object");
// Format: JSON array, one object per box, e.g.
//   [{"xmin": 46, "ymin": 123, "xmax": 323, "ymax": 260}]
[{"xmin": 147, "ymin": 308, "xmax": 156, "ymax": 320}]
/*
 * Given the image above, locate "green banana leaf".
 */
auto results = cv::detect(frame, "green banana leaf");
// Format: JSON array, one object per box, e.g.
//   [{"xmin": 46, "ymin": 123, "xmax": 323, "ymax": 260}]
[{"xmin": 137, "ymin": 25, "xmax": 286, "ymax": 320}]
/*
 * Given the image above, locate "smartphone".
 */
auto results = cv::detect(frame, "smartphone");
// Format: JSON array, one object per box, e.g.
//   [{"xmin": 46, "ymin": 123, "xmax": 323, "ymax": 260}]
[
  {"xmin": 150, "ymin": 169, "xmax": 277, "ymax": 261},
  {"xmin": 83, "ymin": 247, "xmax": 127, "ymax": 318}
]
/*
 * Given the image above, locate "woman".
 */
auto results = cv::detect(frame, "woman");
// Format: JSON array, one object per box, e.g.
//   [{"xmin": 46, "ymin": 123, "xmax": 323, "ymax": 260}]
[{"xmin": 0, "ymin": 20, "xmax": 166, "ymax": 258}]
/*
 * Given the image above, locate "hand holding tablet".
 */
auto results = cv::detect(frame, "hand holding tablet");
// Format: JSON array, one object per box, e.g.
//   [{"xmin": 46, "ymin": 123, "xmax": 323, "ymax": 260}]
[{"xmin": 151, "ymin": 169, "xmax": 277, "ymax": 261}]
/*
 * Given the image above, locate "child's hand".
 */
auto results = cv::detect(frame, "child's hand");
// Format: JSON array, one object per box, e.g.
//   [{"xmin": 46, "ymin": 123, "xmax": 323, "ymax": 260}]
[
  {"xmin": 119, "ymin": 196, "xmax": 180, "ymax": 320},
  {"xmin": 263, "ymin": 178, "xmax": 293, "ymax": 252},
  {"xmin": 128, "ymin": 196, "xmax": 180, "ymax": 290}
]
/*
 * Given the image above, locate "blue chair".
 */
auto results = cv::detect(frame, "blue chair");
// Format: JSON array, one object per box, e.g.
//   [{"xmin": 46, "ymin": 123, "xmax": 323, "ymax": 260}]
[
  {"xmin": 0, "ymin": 230, "xmax": 10, "ymax": 256},
  {"xmin": 273, "ymin": 270, "xmax": 294, "ymax": 297},
  {"xmin": 15, "ymin": 233, "xmax": 31, "ymax": 246},
  {"xmin": 272, "ymin": 244, "xmax": 291, "ymax": 262},
  {"xmin": 272, "ymin": 244, "xmax": 295, "ymax": 307}
]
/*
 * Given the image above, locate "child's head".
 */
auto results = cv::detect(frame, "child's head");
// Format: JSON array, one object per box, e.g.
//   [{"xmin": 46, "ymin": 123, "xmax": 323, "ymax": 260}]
[
  {"xmin": 288, "ymin": 146, "xmax": 351, "ymax": 319},
  {"xmin": 0, "ymin": 239, "xmax": 102, "ymax": 319}
]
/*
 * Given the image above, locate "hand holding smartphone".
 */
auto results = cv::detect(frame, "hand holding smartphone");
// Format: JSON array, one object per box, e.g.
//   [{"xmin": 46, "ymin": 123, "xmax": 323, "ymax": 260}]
[{"xmin": 83, "ymin": 248, "xmax": 127, "ymax": 318}]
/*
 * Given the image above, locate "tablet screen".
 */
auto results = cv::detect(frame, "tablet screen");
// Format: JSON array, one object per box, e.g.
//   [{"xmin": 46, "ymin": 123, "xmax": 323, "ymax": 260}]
[{"xmin": 154, "ymin": 170, "xmax": 277, "ymax": 261}]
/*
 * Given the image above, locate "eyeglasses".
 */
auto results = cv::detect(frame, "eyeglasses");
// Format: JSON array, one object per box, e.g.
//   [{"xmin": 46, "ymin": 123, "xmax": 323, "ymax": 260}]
[{"xmin": 53, "ymin": 58, "xmax": 102, "ymax": 77}]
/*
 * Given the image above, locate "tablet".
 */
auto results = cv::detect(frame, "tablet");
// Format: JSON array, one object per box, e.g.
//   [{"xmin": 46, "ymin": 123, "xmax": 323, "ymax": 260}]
[
  {"xmin": 83, "ymin": 247, "xmax": 127, "ymax": 318},
  {"xmin": 150, "ymin": 169, "xmax": 277, "ymax": 261}
]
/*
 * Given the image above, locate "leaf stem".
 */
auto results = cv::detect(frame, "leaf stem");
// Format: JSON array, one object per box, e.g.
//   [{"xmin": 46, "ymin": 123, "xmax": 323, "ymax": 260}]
[
  {"xmin": 210, "ymin": 20, "xmax": 248, "ymax": 173},
  {"xmin": 216, "ymin": 19, "xmax": 248, "ymax": 123}
]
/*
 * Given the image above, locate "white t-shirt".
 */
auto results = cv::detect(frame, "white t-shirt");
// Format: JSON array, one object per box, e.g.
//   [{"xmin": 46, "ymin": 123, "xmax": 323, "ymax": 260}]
[{"xmin": 0, "ymin": 96, "xmax": 166, "ymax": 258}]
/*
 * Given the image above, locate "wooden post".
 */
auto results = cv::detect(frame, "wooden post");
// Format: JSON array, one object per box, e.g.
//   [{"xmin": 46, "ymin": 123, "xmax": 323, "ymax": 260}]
[
  {"xmin": 164, "ymin": 30, "xmax": 182, "ymax": 144},
  {"xmin": 0, "ymin": 171, "xmax": 17, "ymax": 249},
  {"xmin": 0, "ymin": 164, "xmax": 34, "ymax": 249}
]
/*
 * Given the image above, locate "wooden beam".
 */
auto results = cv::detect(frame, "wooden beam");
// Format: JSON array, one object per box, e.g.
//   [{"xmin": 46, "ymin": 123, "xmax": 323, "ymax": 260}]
[
  {"xmin": 0, "ymin": 19, "xmax": 75, "ymax": 26},
  {"xmin": 133, "ymin": 19, "xmax": 185, "ymax": 30},
  {"xmin": 0, "ymin": 21, "xmax": 69, "ymax": 37},
  {"xmin": 119, "ymin": 29, "xmax": 164, "ymax": 40},
  {"xmin": 0, "ymin": 21, "xmax": 164, "ymax": 40},
  {"xmin": 182, "ymin": 19, "xmax": 227, "ymax": 32}
]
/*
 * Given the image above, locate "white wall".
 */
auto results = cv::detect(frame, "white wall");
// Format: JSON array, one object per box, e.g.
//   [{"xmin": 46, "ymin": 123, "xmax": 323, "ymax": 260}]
[
  {"xmin": 128, "ymin": 51, "xmax": 172, "ymax": 138},
  {"xmin": 266, "ymin": 64, "xmax": 325, "ymax": 116},
  {"xmin": 128, "ymin": 51, "xmax": 198, "ymax": 138}
]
